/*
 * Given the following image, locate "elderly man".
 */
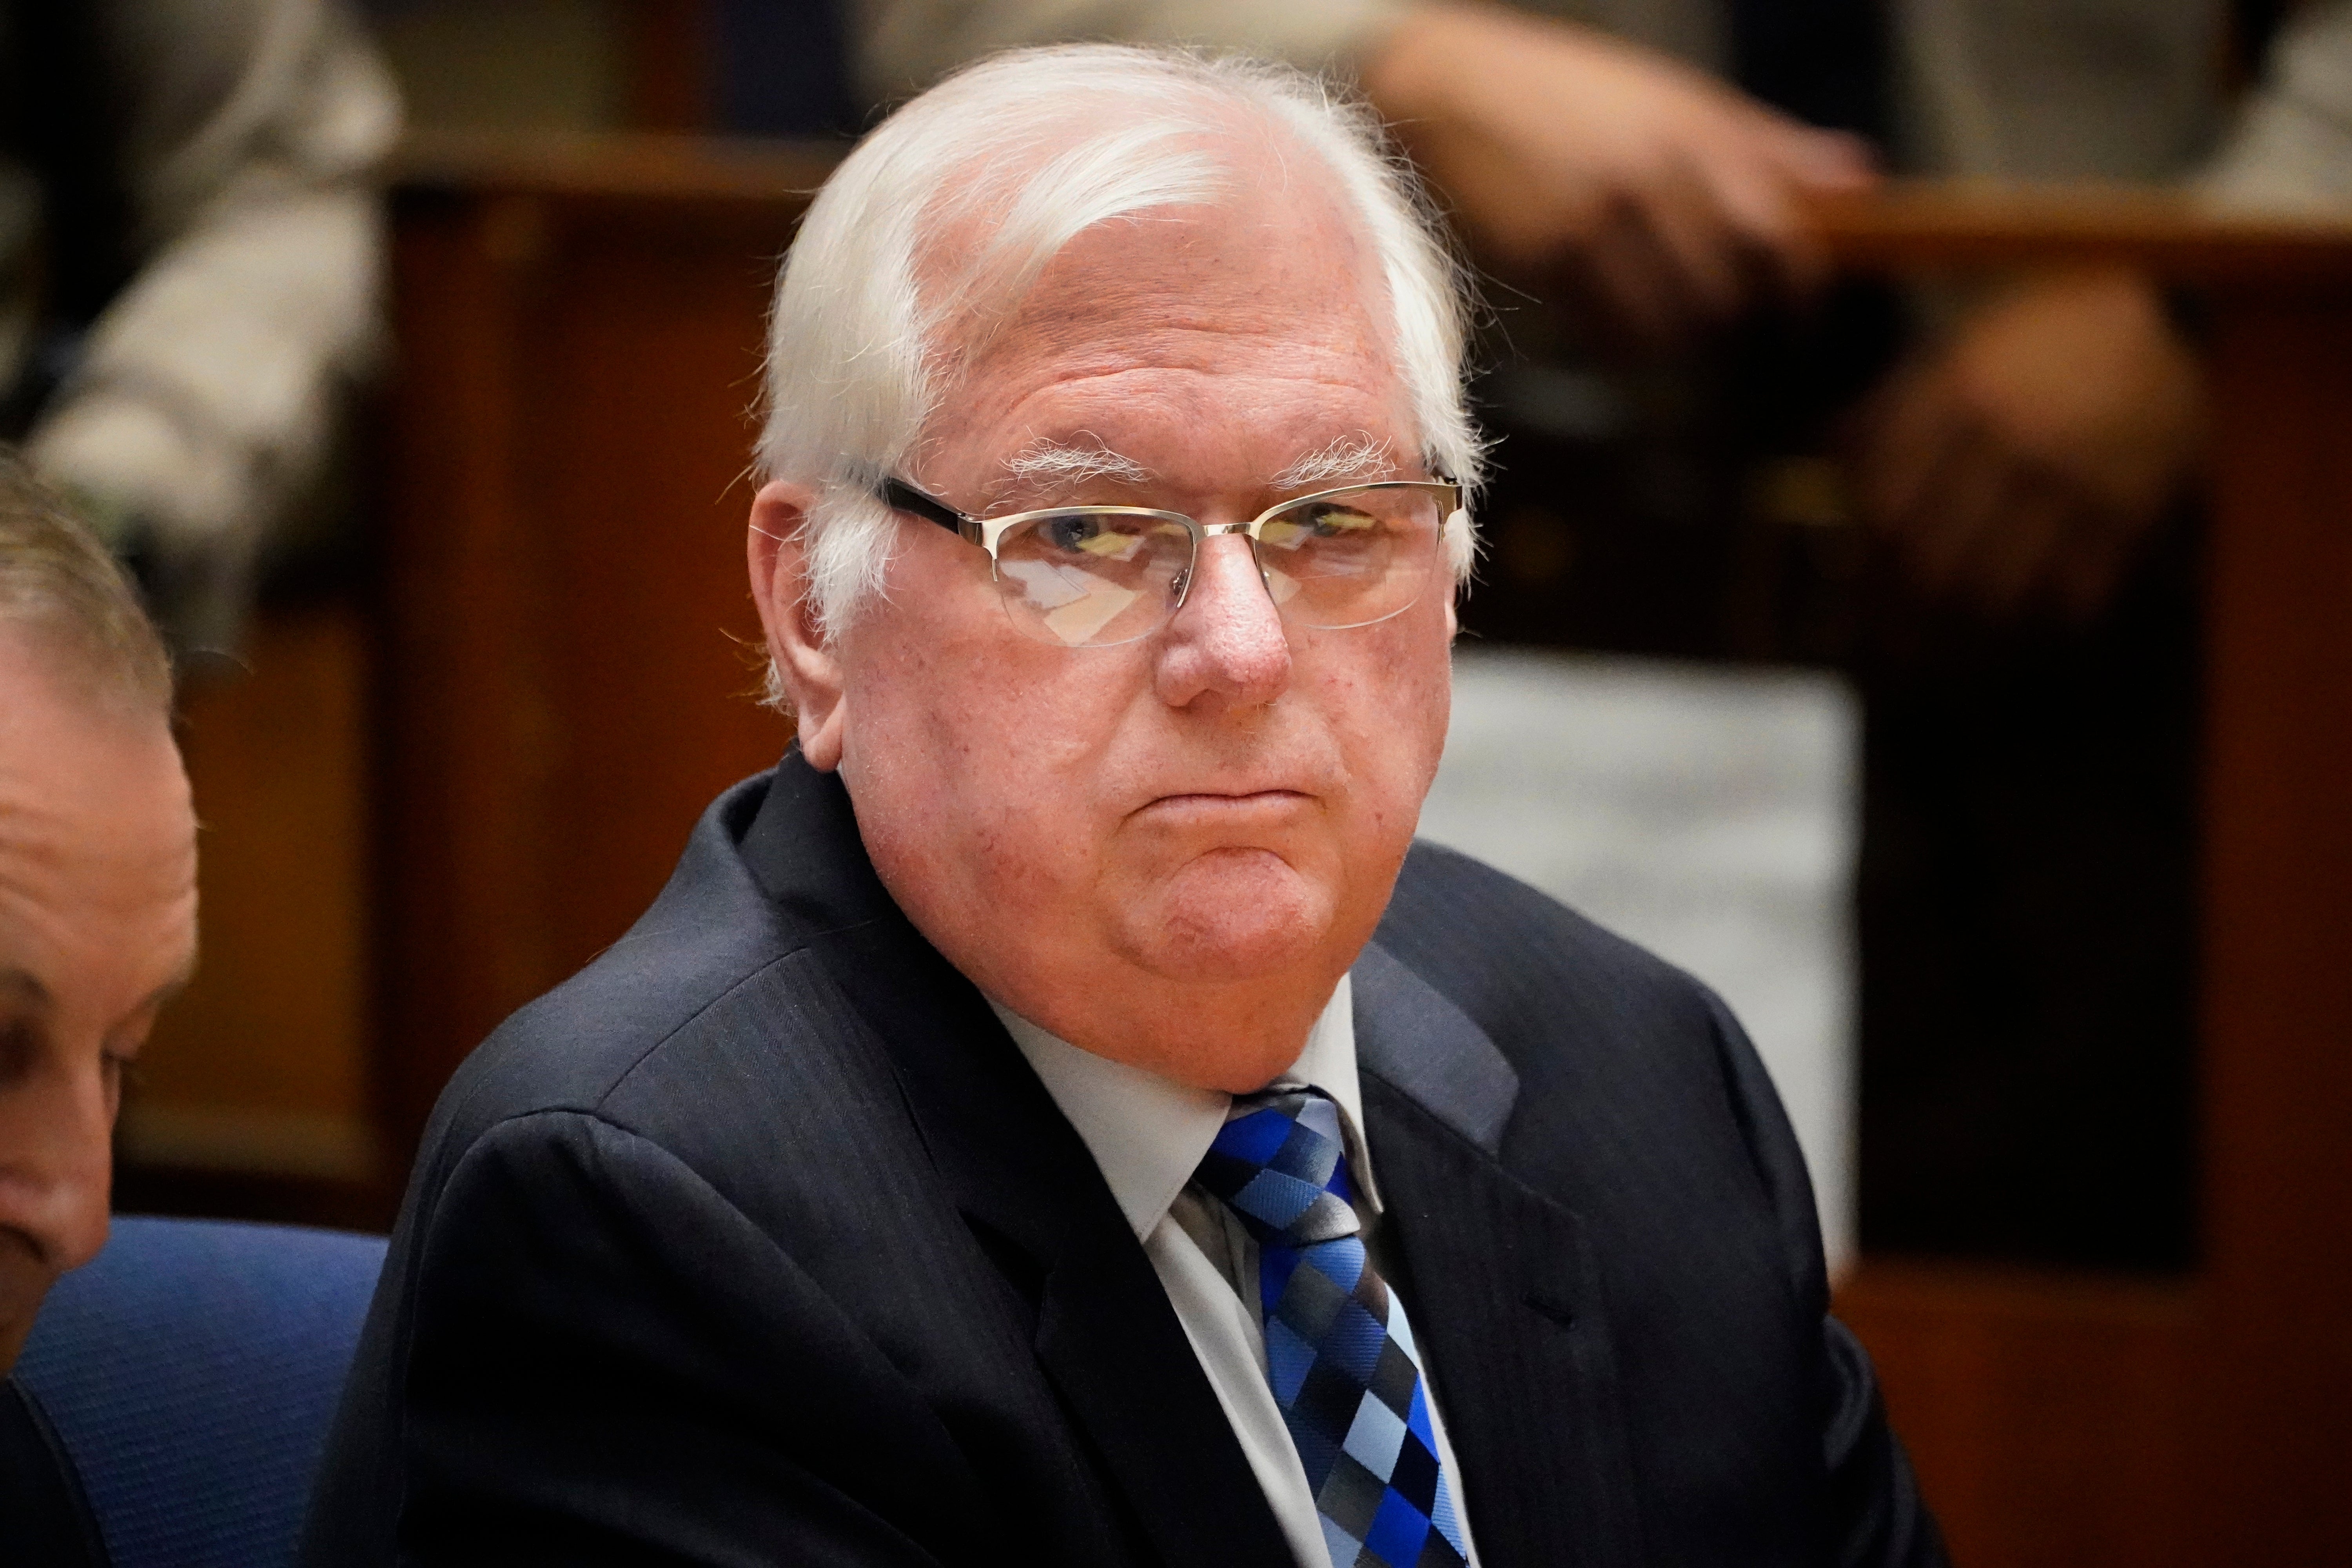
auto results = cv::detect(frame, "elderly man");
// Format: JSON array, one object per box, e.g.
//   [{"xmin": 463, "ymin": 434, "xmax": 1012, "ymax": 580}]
[
  {"xmin": 308, "ymin": 47, "xmax": 1942, "ymax": 1567},
  {"xmin": 0, "ymin": 457, "xmax": 194, "ymax": 1559}
]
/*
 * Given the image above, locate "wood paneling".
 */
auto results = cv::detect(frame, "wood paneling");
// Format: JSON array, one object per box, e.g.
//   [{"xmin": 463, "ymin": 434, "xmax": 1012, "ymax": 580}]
[
  {"xmin": 124, "ymin": 605, "xmax": 377, "ymax": 1186},
  {"xmin": 1808, "ymin": 182, "xmax": 2352, "ymax": 282},
  {"xmin": 1836, "ymin": 1263, "xmax": 2194, "ymax": 1567},
  {"xmin": 1809, "ymin": 194, "xmax": 2352, "ymax": 1564},
  {"xmin": 380, "ymin": 144, "xmax": 827, "ymax": 1149},
  {"xmin": 621, "ymin": 0, "xmax": 711, "ymax": 131},
  {"xmin": 2190, "ymin": 294, "xmax": 2352, "ymax": 1563}
]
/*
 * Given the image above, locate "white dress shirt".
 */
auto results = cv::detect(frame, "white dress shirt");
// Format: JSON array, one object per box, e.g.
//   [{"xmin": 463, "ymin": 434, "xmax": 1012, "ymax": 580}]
[{"xmin": 991, "ymin": 975, "xmax": 1483, "ymax": 1568}]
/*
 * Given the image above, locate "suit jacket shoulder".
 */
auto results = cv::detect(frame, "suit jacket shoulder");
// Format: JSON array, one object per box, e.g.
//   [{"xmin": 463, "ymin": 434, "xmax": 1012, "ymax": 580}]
[
  {"xmin": 1364, "ymin": 840, "xmax": 1940, "ymax": 1568},
  {"xmin": 1379, "ymin": 838, "xmax": 1818, "ymax": 1279},
  {"xmin": 307, "ymin": 760, "xmax": 1270, "ymax": 1568}
]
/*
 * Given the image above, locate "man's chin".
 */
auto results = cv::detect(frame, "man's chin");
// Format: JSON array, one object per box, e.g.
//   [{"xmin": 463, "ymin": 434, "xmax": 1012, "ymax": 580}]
[{"xmin": 1116, "ymin": 848, "xmax": 1338, "ymax": 984}]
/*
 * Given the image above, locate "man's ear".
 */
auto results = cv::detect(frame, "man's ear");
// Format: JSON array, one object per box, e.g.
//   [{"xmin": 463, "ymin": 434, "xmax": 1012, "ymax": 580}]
[{"xmin": 747, "ymin": 480, "xmax": 848, "ymax": 772}]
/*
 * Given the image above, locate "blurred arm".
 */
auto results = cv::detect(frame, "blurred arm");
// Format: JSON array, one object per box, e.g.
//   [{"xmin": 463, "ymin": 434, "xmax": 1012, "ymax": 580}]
[
  {"xmin": 2203, "ymin": 0, "xmax": 2352, "ymax": 210},
  {"xmin": 24, "ymin": 0, "xmax": 399, "ymax": 644},
  {"xmin": 1847, "ymin": 6, "xmax": 2352, "ymax": 623},
  {"xmin": 1361, "ymin": 1, "xmax": 1873, "ymax": 350}
]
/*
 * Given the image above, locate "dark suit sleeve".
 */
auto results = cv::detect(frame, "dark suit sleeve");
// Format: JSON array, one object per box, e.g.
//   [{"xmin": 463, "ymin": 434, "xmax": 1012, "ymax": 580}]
[
  {"xmin": 0, "ymin": 1380, "xmax": 108, "ymax": 1568},
  {"xmin": 1700, "ymin": 994, "xmax": 1949, "ymax": 1568},
  {"xmin": 387, "ymin": 1109, "xmax": 976, "ymax": 1566}
]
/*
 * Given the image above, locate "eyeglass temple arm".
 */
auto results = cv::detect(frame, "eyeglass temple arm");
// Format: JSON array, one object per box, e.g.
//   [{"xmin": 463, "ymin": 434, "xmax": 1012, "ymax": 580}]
[{"xmin": 877, "ymin": 477, "xmax": 978, "ymax": 542}]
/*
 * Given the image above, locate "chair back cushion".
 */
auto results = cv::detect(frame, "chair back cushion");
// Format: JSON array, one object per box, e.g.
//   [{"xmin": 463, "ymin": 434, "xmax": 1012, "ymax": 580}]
[{"xmin": 13, "ymin": 1216, "xmax": 387, "ymax": 1568}]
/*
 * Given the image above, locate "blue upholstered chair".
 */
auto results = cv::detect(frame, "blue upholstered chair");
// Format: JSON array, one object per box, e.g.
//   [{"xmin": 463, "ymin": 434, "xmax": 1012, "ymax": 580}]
[{"xmin": 11, "ymin": 1216, "xmax": 387, "ymax": 1568}]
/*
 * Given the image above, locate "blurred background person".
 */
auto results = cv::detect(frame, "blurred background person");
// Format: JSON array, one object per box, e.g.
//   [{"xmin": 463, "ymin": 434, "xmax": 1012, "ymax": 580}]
[
  {"xmin": 0, "ymin": 454, "xmax": 193, "ymax": 1563},
  {"xmin": 0, "ymin": 0, "xmax": 399, "ymax": 654}
]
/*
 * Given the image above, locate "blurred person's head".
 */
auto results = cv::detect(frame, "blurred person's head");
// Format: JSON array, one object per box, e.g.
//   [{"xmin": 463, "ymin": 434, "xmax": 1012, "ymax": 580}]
[
  {"xmin": 748, "ymin": 47, "xmax": 1479, "ymax": 1090},
  {"xmin": 0, "ymin": 454, "xmax": 191, "ymax": 1372}
]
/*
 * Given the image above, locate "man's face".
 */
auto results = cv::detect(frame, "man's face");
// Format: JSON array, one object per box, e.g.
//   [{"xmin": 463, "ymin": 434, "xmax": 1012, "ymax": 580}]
[
  {"xmin": 759, "ymin": 155, "xmax": 1456, "ymax": 1091},
  {"xmin": 0, "ymin": 627, "xmax": 194, "ymax": 1370}
]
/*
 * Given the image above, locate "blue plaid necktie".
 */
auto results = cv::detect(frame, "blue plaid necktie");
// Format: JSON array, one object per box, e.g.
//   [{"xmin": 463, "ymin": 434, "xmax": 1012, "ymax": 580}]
[{"xmin": 1193, "ymin": 1089, "xmax": 1469, "ymax": 1568}]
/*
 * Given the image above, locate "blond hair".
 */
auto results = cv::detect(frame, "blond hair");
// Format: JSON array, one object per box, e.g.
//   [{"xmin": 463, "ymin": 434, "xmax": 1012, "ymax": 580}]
[{"xmin": 0, "ymin": 450, "xmax": 172, "ymax": 718}]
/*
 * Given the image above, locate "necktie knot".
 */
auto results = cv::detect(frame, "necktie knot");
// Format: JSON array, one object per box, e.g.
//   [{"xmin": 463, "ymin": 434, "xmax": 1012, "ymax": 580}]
[{"xmin": 1194, "ymin": 1088, "xmax": 1361, "ymax": 1248}]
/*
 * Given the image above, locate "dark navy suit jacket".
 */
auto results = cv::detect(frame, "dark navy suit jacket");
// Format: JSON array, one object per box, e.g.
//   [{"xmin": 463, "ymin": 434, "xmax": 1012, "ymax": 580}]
[
  {"xmin": 304, "ymin": 751, "xmax": 1944, "ymax": 1566},
  {"xmin": 1, "ymin": 1379, "xmax": 106, "ymax": 1566}
]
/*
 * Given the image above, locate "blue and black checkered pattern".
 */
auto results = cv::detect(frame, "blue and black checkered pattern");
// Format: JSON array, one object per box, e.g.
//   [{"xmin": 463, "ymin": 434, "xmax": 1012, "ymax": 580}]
[{"xmin": 1194, "ymin": 1090, "xmax": 1470, "ymax": 1568}]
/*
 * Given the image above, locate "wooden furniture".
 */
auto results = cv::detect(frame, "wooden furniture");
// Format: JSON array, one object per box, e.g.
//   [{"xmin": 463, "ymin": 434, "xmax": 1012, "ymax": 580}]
[
  {"xmin": 378, "ymin": 139, "xmax": 2352, "ymax": 1564},
  {"xmin": 1809, "ymin": 182, "xmax": 2352, "ymax": 1567},
  {"xmin": 379, "ymin": 134, "xmax": 836, "ymax": 1147},
  {"xmin": 119, "ymin": 601, "xmax": 388, "ymax": 1230}
]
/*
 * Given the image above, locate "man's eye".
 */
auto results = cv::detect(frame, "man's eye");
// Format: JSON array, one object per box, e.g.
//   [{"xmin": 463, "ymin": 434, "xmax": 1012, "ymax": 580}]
[
  {"xmin": 1304, "ymin": 505, "xmax": 1380, "ymax": 536},
  {"xmin": 1036, "ymin": 516, "xmax": 1087, "ymax": 550},
  {"xmin": 1266, "ymin": 506, "xmax": 1381, "ymax": 551},
  {"xmin": 1039, "ymin": 516, "xmax": 1153, "ymax": 562}
]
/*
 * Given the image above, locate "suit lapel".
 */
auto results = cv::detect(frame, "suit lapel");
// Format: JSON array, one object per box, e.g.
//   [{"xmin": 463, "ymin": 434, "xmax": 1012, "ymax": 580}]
[
  {"xmin": 760, "ymin": 763, "xmax": 1290, "ymax": 1568},
  {"xmin": 1353, "ymin": 943, "xmax": 1644, "ymax": 1568},
  {"xmin": 824, "ymin": 919, "xmax": 1295, "ymax": 1568}
]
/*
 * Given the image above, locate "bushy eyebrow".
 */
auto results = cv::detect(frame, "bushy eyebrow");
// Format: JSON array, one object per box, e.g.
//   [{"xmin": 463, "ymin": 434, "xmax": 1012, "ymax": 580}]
[
  {"xmin": 986, "ymin": 431, "xmax": 1400, "ymax": 509},
  {"xmin": 993, "ymin": 437, "xmax": 1154, "ymax": 503},
  {"xmin": 1271, "ymin": 435, "xmax": 1395, "ymax": 490}
]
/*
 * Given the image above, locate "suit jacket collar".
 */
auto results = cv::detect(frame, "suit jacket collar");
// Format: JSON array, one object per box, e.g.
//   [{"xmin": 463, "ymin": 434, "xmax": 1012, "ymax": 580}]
[
  {"xmin": 740, "ymin": 752, "xmax": 1296, "ymax": 1568},
  {"xmin": 1354, "ymin": 944, "xmax": 1645, "ymax": 1568},
  {"xmin": 1350, "ymin": 942, "xmax": 1519, "ymax": 1154}
]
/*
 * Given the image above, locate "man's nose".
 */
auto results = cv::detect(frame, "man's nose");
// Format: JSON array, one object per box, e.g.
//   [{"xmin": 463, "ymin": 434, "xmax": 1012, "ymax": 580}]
[
  {"xmin": 1154, "ymin": 532, "xmax": 1293, "ymax": 710},
  {"xmin": 0, "ymin": 1067, "xmax": 115, "ymax": 1277}
]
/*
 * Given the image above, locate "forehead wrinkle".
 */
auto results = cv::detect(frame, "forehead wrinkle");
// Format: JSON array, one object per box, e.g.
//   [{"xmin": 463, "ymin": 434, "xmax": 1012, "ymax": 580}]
[
  {"xmin": 995, "ymin": 361, "xmax": 1402, "ymax": 424},
  {"xmin": 966, "ymin": 303, "xmax": 1388, "ymax": 397},
  {"xmin": 946, "ymin": 361, "xmax": 1413, "ymax": 505},
  {"xmin": 0, "ymin": 830, "xmax": 197, "ymax": 991},
  {"xmin": 934, "ymin": 299, "xmax": 1396, "ymax": 463}
]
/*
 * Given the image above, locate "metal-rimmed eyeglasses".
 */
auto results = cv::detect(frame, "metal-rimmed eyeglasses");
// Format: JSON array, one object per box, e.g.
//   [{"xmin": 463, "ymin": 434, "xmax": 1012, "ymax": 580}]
[{"xmin": 874, "ymin": 475, "xmax": 1466, "ymax": 649}]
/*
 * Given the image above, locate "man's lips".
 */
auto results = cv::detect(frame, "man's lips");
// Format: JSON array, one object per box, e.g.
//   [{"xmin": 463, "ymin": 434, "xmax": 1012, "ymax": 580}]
[{"xmin": 1129, "ymin": 789, "xmax": 1315, "ymax": 828}]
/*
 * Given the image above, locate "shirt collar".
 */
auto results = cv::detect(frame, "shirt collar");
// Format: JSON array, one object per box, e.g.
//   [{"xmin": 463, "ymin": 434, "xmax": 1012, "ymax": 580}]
[{"xmin": 992, "ymin": 971, "xmax": 1372, "ymax": 1241}]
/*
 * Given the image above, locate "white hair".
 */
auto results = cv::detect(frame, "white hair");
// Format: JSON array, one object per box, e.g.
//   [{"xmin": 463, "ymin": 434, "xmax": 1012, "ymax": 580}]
[{"xmin": 757, "ymin": 44, "xmax": 1485, "ymax": 651}]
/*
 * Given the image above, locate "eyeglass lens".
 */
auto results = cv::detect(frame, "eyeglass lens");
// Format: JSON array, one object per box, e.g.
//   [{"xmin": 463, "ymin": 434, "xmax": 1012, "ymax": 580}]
[{"xmin": 991, "ymin": 485, "xmax": 1450, "ymax": 648}]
